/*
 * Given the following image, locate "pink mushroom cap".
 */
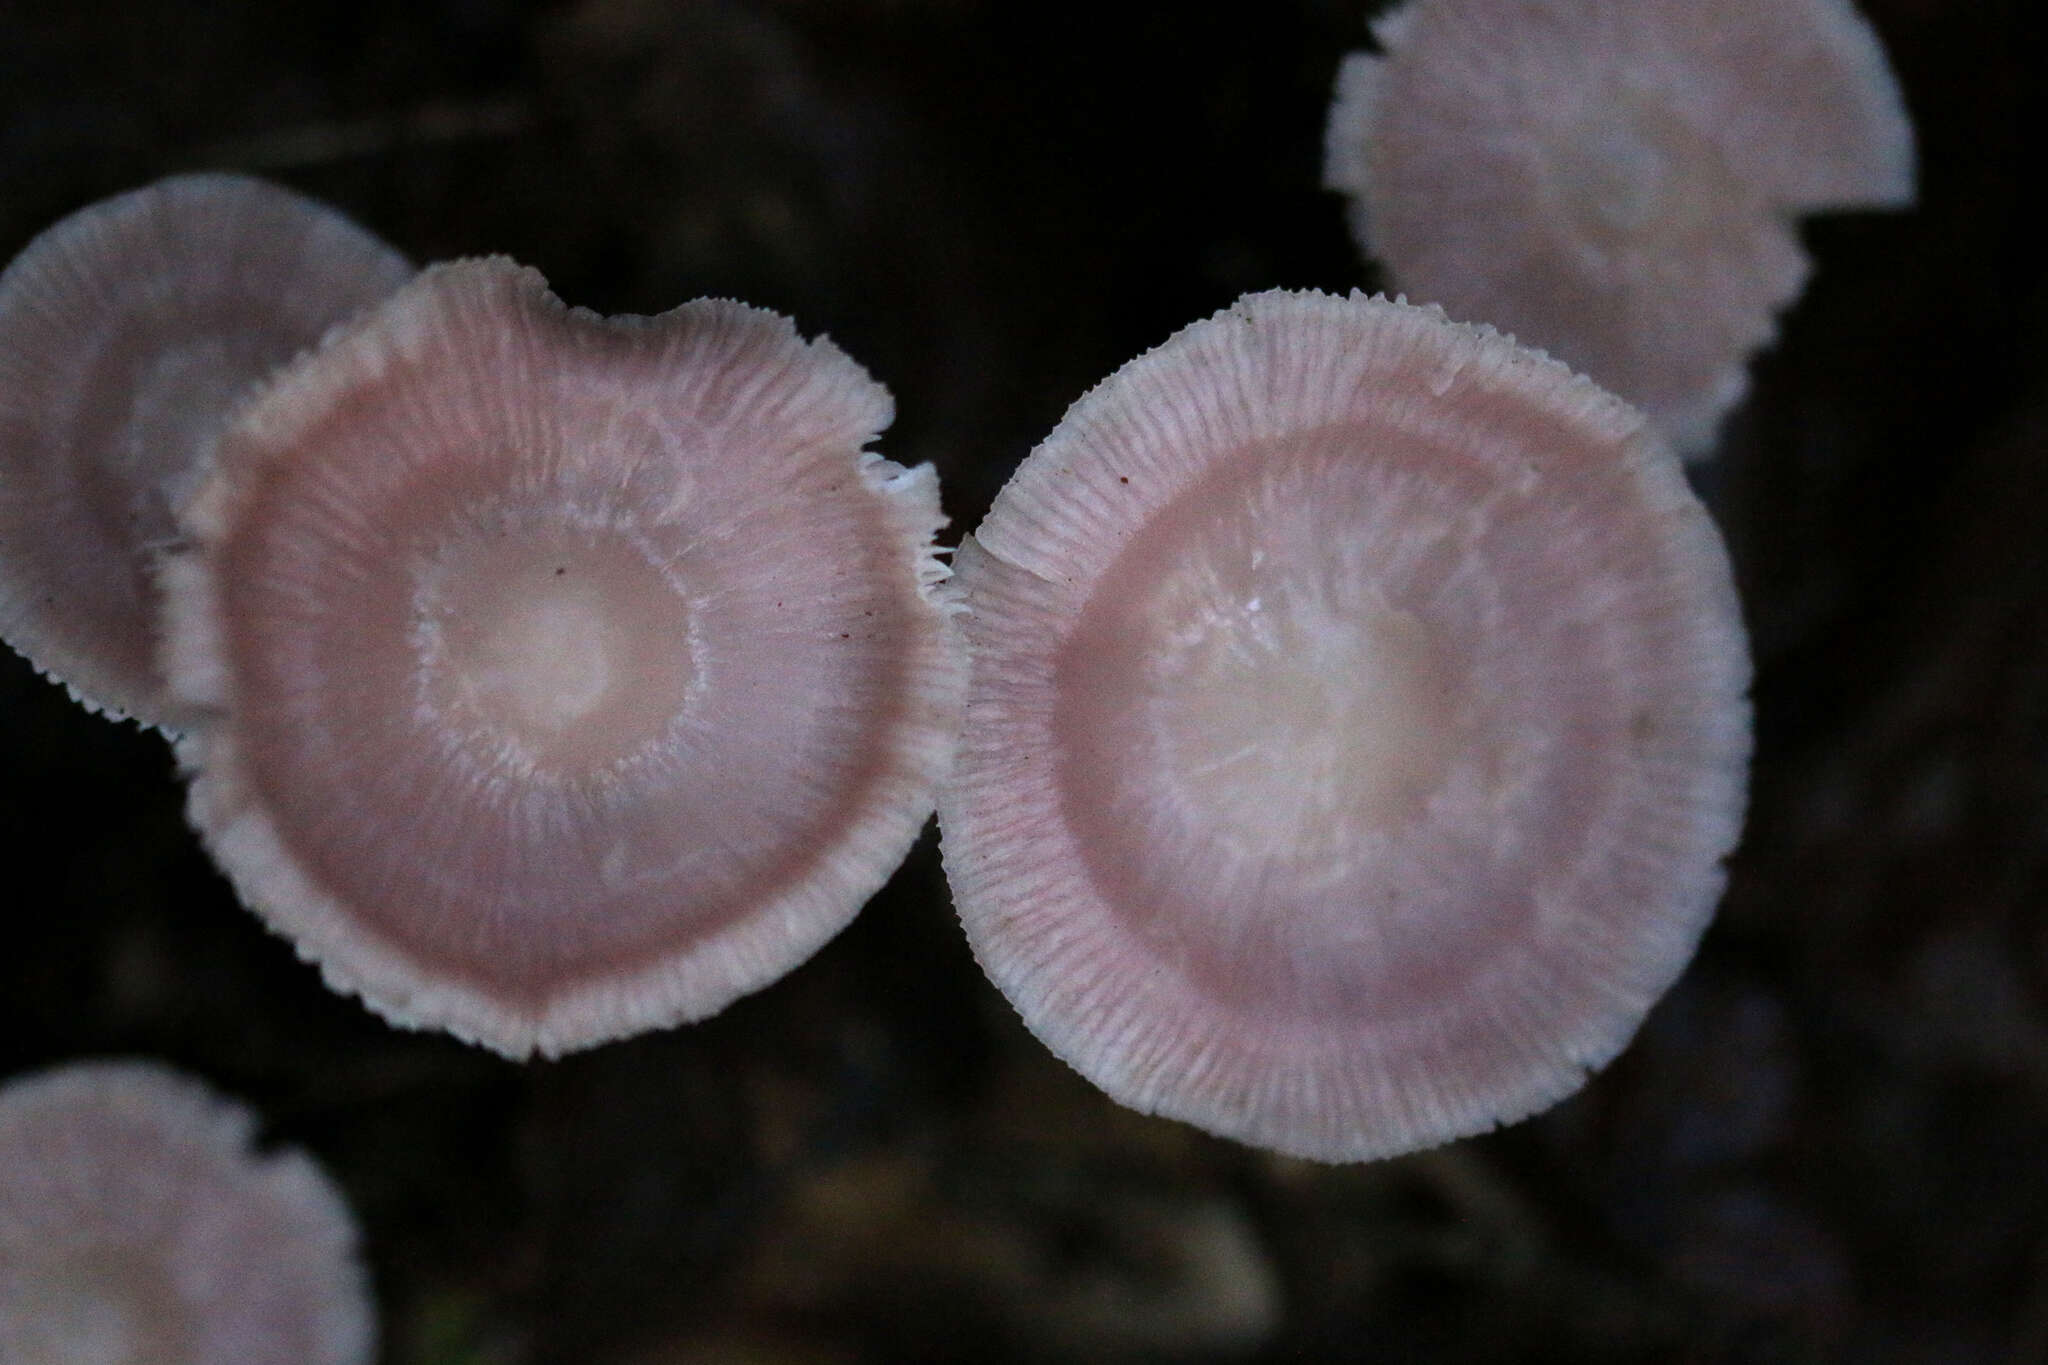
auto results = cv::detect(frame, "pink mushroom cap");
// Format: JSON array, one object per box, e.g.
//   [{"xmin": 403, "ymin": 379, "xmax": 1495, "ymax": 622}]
[
  {"xmin": 0, "ymin": 173, "xmax": 413, "ymax": 727},
  {"xmin": 0, "ymin": 1060, "xmax": 373, "ymax": 1365},
  {"xmin": 1324, "ymin": 0, "xmax": 1915, "ymax": 455},
  {"xmin": 940, "ymin": 290, "xmax": 1751, "ymax": 1162},
  {"xmin": 160, "ymin": 257, "xmax": 963, "ymax": 1058}
]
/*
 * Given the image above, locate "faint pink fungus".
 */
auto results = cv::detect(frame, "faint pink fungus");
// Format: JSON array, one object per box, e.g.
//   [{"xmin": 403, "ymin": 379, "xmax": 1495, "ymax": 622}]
[
  {"xmin": 1323, "ymin": 0, "xmax": 1915, "ymax": 455},
  {"xmin": 159, "ymin": 257, "xmax": 963, "ymax": 1058},
  {"xmin": 940, "ymin": 290, "xmax": 1751, "ymax": 1162},
  {"xmin": 0, "ymin": 1059, "xmax": 374, "ymax": 1365},
  {"xmin": 0, "ymin": 173, "xmax": 413, "ymax": 727}
]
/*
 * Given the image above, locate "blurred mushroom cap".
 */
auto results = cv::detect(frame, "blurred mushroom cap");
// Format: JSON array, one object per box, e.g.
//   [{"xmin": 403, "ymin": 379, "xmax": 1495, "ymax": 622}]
[
  {"xmin": 162, "ymin": 257, "xmax": 964, "ymax": 1058},
  {"xmin": 0, "ymin": 173, "xmax": 412, "ymax": 727},
  {"xmin": 1324, "ymin": 0, "xmax": 1914, "ymax": 455},
  {"xmin": 940, "ymin": 289, "xmax": 1751, "ymax": 1161},
  {"xmin": 0, "ymin": 1059, "xmax": 373, "ymax": 1365}
]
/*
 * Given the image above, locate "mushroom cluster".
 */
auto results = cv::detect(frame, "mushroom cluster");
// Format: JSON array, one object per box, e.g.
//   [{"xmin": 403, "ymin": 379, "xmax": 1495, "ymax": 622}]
[
  {"xmin": 940, "ymin": 290, "xmax": 1751, "ymax": 1161},
  {"xmin": 0, "ymin": 1060, "xmax": 373, "ymax": 1365},
  {"xmin": 9, "ymin": 55, "xmax": 1767, "ymax": 1172},
  {"xmin": 1, "ymin": 177, "xmax": 962, "ymax": 1060},
  {"xmin": 1323, "ymin": 0, "xmax": 1914, "ymax": 454}
]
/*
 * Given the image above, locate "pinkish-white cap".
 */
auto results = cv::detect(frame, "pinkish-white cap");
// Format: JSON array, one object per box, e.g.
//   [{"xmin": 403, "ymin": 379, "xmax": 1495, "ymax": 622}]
[
  {"xmin": 0, "ymin": 1060, "xmax": 374, "ymax": 1365},
  {"xmin": 940, "ymin": 290, "xmax": 1751, "ymax": 1162},
  {"xmin": 1323, "ymin": 0, "xmax": 1914, "ymax": 456},
  {"xmin": 0, "ymin": 173, "xmax": 413, "ymax": 728},
  {"xmin": 160, "ymin": 257, "xmax": 964, "ymax": 1059}
]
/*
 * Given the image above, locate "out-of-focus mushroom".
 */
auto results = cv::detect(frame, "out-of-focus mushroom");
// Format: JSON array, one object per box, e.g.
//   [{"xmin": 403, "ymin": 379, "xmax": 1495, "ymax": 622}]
[
  {"xmin": 160, "ymin": 257, "xmax": 963, "ymax": 1059},
  {"xmin": 940, "ymin": 290, "xmax": 1751, "ymax": 1162},
  {"xmin": 0, "ymin": 173, "xmax": 413, "ymax": 727},
  {"xmin": 0, "ymin": 1059, "xmax": 373, "ymax": 1365},
  {"xmin": 1323, "ymin": 0, "xmax": 1914, "ymax": 456}
]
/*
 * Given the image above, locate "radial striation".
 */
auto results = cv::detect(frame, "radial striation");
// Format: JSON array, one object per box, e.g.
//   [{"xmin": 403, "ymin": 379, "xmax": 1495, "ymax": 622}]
[
  {"xmin": 162, "ymin": 257, "xmax": 964, "ymax": 1058},
  {"xmin": 941, "ymin": 290, "xmax": 1751, "ymax": 1162}
]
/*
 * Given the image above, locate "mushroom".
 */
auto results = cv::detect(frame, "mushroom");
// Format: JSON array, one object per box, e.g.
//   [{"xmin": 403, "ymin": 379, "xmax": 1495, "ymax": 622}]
[
  {"xmin": 1323, "ymin": 0, "xmax": 1915, "ymax": 455},
  {"xmin": 0, "ymin": 173, "xmax": 413, "ymax": 727},
  {"xmin": 0, "ymin": 1059, "xmax": 373, "ymax": 1365},
  {"xmin": 939, "ymin": 289, "xmax": 1751, "ymax": 1162},
  {"xmin": 159, "ymin": 256, "xmax": 964, "ymax": 1058}
]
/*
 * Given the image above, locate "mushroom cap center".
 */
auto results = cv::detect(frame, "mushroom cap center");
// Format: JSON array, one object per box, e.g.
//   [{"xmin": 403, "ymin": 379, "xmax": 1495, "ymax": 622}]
[
  {"xmin": 1103, "ymin": 526, "xmax": 1464, "ymax": 858},
  {"xmin": 462, "ymin": 588, "xmax": 615, "ymax": 729},
  {"xmin": 1542, "ymin": 85, "xmax": 1745, "ymax": 261},
  {"xmin": 418, "ymin": 519, "xmax": 698, "ymax": 771}
]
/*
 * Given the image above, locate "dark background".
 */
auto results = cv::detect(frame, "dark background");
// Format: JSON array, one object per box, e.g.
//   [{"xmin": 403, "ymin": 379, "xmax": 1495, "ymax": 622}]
[{"xmin": 0, "ymin": 1, "xmax": 2038, "ymax": 1361}]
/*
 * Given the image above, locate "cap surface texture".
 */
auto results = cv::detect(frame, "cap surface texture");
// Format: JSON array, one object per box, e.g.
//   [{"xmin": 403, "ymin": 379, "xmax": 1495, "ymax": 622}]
[{"xmin": 941, "ymin": 290, "xmax": 1751, "ymax": 1161}]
